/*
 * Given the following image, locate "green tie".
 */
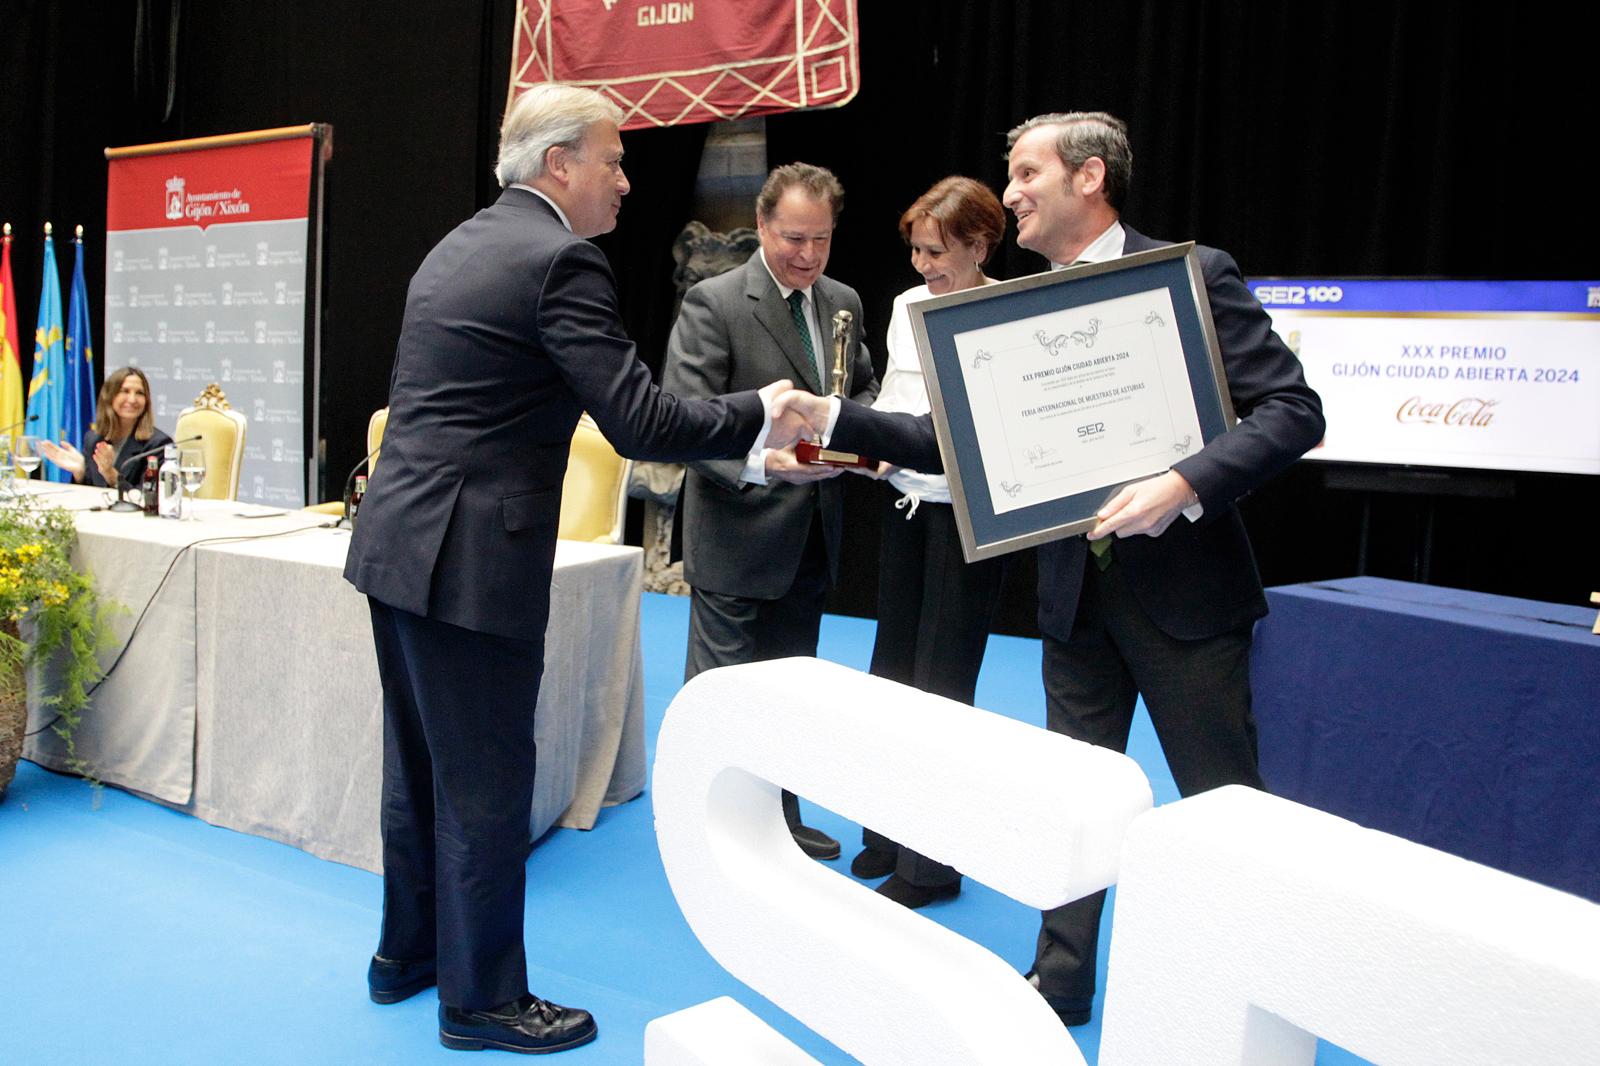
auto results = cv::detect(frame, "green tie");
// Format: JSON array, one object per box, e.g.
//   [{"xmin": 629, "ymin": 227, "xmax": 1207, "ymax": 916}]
[
  {"xmin": 1090, "ymin": 536, "xmax": 1113, "ymax": 571},
  {"xmin": 786, "ymin": 290, "xmax": 823, "ymax": 392}
]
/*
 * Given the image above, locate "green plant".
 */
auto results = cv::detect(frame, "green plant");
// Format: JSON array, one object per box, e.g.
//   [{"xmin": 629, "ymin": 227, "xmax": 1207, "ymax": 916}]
[{"xmin": 0, "ymin": 497, "xmax": 118, "ymax": 776}]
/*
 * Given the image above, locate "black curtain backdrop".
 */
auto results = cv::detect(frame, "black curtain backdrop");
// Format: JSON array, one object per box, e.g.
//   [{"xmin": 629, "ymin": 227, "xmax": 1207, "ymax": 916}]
[{"xmin": 2, "ymin": 2, "xmax": 1593, "ymax": 631}]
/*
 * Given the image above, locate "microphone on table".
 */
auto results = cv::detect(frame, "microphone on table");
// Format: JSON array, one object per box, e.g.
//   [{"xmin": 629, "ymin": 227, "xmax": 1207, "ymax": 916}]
[
  {"xmin": 0, "ymin": 414, "xmax": 40, "ymax": 437},
  {"xmin": 335, "ymin": 444, "xmax": 383, "ymax": 528},
  {"xmin": 107, "ymin": 434, "xmax": 203, "ymax": 513}
]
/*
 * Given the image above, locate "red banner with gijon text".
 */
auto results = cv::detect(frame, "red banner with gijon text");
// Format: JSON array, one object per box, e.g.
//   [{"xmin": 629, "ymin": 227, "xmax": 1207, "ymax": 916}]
[{"xmin": 510, "ymin": 0, "xmax": 859, "ymax": 130}]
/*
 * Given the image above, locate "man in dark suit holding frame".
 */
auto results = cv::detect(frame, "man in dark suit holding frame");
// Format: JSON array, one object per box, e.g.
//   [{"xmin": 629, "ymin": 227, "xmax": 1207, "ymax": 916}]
[
  {"xmin": 780, "ymin": 110, "xmax": 1324, "ymax": 1029},
  {"xmin": 345, "ymin": 83, "xmax": 810, "ymax": 1055}
]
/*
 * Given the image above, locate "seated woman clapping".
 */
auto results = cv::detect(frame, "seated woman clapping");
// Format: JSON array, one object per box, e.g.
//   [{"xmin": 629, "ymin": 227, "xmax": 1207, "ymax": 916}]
[{"xmin": 39, "ymin": 367, "xmax": 173, "ymax": 487}]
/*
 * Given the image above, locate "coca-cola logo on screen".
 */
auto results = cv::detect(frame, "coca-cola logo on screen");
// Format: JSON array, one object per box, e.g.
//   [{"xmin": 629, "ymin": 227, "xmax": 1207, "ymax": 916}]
[{"xmin": 1395, "ymin": 396, "xmax": 1497, "ymax": 427}]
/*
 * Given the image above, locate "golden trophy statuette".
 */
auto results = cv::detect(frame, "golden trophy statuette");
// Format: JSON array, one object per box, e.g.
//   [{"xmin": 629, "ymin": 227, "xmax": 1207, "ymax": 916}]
[{"xmin": 795, "ymin": 309, "xmax": 877, "ymax": 469}]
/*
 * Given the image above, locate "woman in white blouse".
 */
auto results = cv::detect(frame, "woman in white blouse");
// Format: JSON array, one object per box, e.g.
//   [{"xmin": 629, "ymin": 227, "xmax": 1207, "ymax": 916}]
[{"xmin": 852, "ymin": 177, "xmax": 1009, "ymax": 909}]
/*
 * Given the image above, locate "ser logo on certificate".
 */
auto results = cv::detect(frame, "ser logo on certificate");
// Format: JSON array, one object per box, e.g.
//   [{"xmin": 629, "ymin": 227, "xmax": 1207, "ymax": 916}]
[{"xmin": 956, "ymin": 288, "xmax": 1203, "ymax": 515}]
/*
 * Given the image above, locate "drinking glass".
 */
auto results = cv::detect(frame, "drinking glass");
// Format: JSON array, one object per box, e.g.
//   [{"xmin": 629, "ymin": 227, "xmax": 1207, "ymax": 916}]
[
  {"xmin": 178, "ymin": 444, "xmax": 207, "ymax": 520},
  {"xmin": 13, "ymin": 436, "xmax": 41, "ymax": 483},
  {"xmin": 0, "ymin": 437, "xmax": 12, "ymax": 500}
]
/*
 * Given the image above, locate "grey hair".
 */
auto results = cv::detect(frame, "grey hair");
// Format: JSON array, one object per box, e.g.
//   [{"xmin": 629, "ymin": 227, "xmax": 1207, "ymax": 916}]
[
  {"xmin": 495, "ymin": 84, "xmax": 624, "ymax": 187},
  {"xmin": 1006, "ymin": 111, "xmax": 1133, "ymax": 211}
]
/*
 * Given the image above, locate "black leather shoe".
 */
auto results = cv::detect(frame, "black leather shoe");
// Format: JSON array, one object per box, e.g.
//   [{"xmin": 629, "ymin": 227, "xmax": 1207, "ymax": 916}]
[
  {"xmin": 791, "ymin": 823, "xmax": 840, "ymax": 860},
  {"xmin": 368, "ymin": 954, "xmax": 438, "ymax": 1004},
  {"xmin": 1024, "ymin": 970, "xmax": 1092, "ymax": 1027},
  {"xmin": 850, "ymin": 846, "xmax": 897, "ymax": 879},
  {"xmin": 439, "ymin": 994, "xmax": 597, "ymax": 1054},
  {"xmin": 876, "ymin": 873, "xmax": 959, "ymax": 909}
]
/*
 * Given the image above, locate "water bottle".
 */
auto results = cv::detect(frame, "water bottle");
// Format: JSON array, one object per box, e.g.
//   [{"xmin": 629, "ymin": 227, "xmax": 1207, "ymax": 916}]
[
  {"xmin": 141, "ymin": 457, "xmax": 160, "ymax": 516},
  {"xmin": 158, "ymin": 445, "xmax": 181, "ymax": 519}
]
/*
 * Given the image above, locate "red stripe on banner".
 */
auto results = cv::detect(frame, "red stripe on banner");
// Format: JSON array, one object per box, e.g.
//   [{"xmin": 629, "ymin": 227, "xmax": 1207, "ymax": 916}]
[
  {"xmin": 549, "ymin": 4, "xmax": 791, "ymax": 80},
  {"xmin": 107, "ymin": 136, "xmax": 313, "ymax": 233}
]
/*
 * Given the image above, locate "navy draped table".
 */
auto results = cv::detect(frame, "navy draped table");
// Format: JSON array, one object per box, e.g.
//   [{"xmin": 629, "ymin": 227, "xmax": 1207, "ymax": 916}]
[{"xmin": 1252, "ymin": 576, "xmax": 1599, "ymax": 902}]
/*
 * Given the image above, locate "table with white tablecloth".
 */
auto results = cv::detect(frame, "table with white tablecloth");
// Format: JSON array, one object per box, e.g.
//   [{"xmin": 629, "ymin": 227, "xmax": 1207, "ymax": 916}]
[{"xmin": 21, "ymin": 482, "xmax": 646, "ymax": 872}]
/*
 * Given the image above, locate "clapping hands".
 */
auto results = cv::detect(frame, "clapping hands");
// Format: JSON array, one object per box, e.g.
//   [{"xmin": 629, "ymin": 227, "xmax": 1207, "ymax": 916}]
[
  {"xmin": 37, "ymin": 438, "xmax": 86, "ymax": 478},
  {"xmin": 38, "ymin": 438, "xmax": 117, "ymax": 484}
]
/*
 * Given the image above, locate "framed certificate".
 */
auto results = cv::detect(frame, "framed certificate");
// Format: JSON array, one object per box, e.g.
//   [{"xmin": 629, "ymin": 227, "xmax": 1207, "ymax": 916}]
[{"xmin": 908, "ymin": 242, "xmax": 1235, "ymax": 562}]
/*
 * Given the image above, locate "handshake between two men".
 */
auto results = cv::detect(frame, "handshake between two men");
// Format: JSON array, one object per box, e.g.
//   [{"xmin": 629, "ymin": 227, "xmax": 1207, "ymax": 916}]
[{"xmin": 754, "ymin": 379, "xmax": 860, "ymax": 485}]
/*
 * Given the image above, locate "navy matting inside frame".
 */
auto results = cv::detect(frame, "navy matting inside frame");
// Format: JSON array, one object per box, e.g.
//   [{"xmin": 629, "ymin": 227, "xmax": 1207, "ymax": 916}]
[{"xmin": 916, "ymin": 248, "xmax": 1231, "ymax": 557}]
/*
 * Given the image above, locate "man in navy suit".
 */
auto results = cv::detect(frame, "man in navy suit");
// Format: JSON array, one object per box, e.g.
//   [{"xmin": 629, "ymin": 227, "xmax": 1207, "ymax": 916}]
[
  {"xmin": 345, "ymin": 84, "xmax": 810, "ymax": 1055},
  {"xmin": 781, "ymin": 111, "xmax": 1324, "ymax": 1029}
]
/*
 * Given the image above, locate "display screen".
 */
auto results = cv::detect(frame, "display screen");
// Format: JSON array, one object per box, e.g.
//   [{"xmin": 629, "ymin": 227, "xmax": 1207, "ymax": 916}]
[{"xmin": 1254, "ymin": 279, "xmax": 1600, "ymax": 476}]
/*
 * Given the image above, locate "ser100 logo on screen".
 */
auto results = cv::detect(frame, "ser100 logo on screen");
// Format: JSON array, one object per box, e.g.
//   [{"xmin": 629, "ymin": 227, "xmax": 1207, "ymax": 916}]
[{"xmin": 1253, "ymin": 285, "xmax": 1343, "ymax": 305}]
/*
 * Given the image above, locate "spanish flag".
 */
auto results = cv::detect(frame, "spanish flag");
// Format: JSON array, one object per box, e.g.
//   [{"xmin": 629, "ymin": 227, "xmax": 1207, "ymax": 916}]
[{"xmin": 0, "ymin": 224, "xmax": 23, "ymax": 435}]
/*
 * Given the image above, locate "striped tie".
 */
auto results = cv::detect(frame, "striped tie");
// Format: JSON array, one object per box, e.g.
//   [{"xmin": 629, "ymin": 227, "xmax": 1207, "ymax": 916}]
[{"xmin": 785, "ymin": 290, "xmax": 823, "ymax": 392}]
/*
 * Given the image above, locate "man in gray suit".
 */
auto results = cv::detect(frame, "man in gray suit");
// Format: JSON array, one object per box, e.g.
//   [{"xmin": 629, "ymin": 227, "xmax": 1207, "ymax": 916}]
[{"xmin": 663, "ymin": 163, "xmax": 878, "ymax": 860}]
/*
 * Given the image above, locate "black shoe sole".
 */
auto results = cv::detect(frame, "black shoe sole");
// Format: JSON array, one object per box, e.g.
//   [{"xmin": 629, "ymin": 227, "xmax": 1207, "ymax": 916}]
[
  {"xmin": 439, "ymin": 1025, "xmax": 598, "ymax": 1054},
  {"xmin": 370, "ymin": 980, "xmax": 434, "ymax": 1005},
  {"xmin": 370, "ymin": 970, "xmax": 437, "ymax": 1004}
]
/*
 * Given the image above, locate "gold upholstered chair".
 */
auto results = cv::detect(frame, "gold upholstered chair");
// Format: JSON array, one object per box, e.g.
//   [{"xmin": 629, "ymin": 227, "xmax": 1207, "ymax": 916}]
[
  {"xmin": 306, "ymin": 406, "xmax": 389, "ymax": 515},
  {"xmin": 173, "ymin": 384, "xmax": 249, "ymax": 500},
  {"xmin": 557, "ymin": 414, "xmax": 630, "ymax": 544},
  {"xmin": 364, "ymin": 406, "xmax": 389, "ymax": 476}
]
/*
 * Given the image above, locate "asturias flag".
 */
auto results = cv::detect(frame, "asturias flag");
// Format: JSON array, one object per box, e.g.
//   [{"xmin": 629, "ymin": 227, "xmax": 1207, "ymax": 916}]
[
  {"xmin": 64, "ymin": 230, "xmax": 96, "ymax": 473},
  {"xmin": 0, "ymin": 228, "xmax": 24, "ymax": 438},
  {"xmin": 26, "ymin": 228, "xmax": 67, "ymax": 480}
]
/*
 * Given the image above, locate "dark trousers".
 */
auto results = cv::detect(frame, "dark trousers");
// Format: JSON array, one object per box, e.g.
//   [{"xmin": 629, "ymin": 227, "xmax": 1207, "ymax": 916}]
[
  {"xmin": 863, "ymin": 490, "xmax": 1005, "ymax": 886},
  {"xmin": 685, "ymin": 510, "xmax": 829, "ymax": 828},
  {"xmin": 1033, "ymin": 555, "xmax": 1261, "ymax": 1002},
  {"xmin": 369, "ymin": 599, "xmax": 545, "ymax": 1010}
]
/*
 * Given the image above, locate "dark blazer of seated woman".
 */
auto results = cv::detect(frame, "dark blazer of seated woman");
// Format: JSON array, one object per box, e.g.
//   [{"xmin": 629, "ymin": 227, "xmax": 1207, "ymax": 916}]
[{"xmin": 77, "ymin": 424, "xmax": 175, "ymax": 488}]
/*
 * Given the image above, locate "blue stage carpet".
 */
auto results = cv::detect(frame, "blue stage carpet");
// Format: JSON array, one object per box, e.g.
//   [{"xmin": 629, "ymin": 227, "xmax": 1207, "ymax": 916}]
[{"xmin": 0, "ymin": 592, "xmax": 1366, "ymax": 1063}]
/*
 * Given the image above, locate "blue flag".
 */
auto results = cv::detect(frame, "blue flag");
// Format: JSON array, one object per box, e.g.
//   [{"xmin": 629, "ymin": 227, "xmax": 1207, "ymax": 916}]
[
  {"xmin": 26, "ymin": 230, "xmax": 67, "ymax": 481},
  {"xmin": 63, "ymin": 232, "xmax": 96, "ymax": 476}
]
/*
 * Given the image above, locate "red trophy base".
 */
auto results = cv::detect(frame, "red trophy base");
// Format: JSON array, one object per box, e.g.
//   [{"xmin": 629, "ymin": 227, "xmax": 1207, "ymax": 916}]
[{"xmin": 795, "ymin": 440, "xmax": 877, "ymax": 470}]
